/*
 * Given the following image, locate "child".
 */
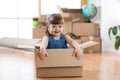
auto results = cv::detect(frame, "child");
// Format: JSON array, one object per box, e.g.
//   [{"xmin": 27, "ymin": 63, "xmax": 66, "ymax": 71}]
[{"xmin": 39, "ymin": 14, "xmax": 82, "ymax": 61}]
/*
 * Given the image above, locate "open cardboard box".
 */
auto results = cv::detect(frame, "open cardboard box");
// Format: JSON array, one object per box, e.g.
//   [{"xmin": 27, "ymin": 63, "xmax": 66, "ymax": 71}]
[
  {"xmin": 35, "ymin": 48, "xmax": 83, "ymax": 78},
  {"xmin": 34, "ymin": 41, "xmax": 98, "ymax": 78},
  {"xmin": 57, "ymin": 7, "xmax": 87, "ymax": 23}
]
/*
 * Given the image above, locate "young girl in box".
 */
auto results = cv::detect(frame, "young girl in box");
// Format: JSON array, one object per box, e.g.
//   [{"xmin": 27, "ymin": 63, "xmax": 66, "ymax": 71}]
[{"xmin": 39, "ymin": 14, "xmax": 82, "ymax": 61}]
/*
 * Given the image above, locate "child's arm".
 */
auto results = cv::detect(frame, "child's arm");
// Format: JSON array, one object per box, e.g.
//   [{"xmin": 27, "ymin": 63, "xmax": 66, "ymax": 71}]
[
  {"xmin": 39, "ymin": 36, "xmax": 48, "ymax": 61},
  {"xmin": 65, "ymin": 35, "xmax": 82, "ymax": 60}
]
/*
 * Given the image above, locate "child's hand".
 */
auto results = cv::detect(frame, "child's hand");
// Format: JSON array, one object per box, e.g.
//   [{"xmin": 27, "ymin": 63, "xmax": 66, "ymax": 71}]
[
  {"xmin": 38, "ymin": 48, "xmax": 48, "ymax": 61},
  {"xmin": 72, "ymin": 47, "xmax": 82, "ymax": 60}
]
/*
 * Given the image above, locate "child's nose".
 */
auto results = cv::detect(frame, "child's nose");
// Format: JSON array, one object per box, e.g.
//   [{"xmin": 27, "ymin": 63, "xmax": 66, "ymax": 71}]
[{"xmin": 55, "ymin": 26, "xmax": 59, "ymax": 30}]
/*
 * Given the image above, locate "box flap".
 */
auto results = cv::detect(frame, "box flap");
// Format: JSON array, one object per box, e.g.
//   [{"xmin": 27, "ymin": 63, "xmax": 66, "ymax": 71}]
[
  {"xmin": 80, "ymin": 41, "xmax": 99, "ymax": 49},
  {"xmin": 61, "ymin": 8, "xmax": 82, "ymax": 13},
  {"xmin": 63, "ymin": 16, "xmax": 72, "ymax": 21},
  {"xmin": 57, "ymin": 6, "xmax": 81, "ymax": 13},
  {"xmin": 36, "ymin": 49, "xmax": 83, "ymax": 68}
]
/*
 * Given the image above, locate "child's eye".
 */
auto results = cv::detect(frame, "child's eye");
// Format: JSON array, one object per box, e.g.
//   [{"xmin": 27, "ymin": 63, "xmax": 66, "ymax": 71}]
[
  {"xmin": 59, "ymin": 26, "xmax": 62, "ymax": 28},
  {"xmin": 52, "ymin": 26, "xmax": 56, "ymax": 28}
]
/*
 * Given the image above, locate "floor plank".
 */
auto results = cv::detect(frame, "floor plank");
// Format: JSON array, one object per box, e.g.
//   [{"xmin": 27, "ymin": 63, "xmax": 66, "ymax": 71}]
[{"xmin": 0, "ymin": 48, "xmax": 120, "ymax": 80}]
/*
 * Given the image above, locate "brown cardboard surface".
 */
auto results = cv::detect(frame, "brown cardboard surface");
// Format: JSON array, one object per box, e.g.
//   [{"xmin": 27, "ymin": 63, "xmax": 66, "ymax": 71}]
[
  {"xmin": 81, "ymin": 37, "xmax": 101, "ymax": 53},
  {"xmin": 61, "ymin": 8, "xmax": 82, "ymax": 13},
  {"xmin": 35, "ymin": 48, "xmax": 83, "ymax": 77},
  {"xmin": 37, "ymin": 67, "xmax": 83, "ymax": 78},
  {"xmin": 81, "ymin": 0, "xmax": 87, "ymax": 7},
  {"xmin": 36, "ymin": 49, "xmax": 83, "ymax": 68},
  {"xmin": 59, "ymin": 8, "xmax": 86, "ymax": 22},
  {"xmin": 70, "ymin": 13, "xmax": 86, "ymax": 22},
  {"xmin": 33, "ymin": 28, "xmax": 45, "ymax": 38},
  {"xmin": 62, "ymin": 13, "xmax": 86, "ymax": 23},
  {"xmin": 64, "ymin": 21, "xmax": 72, "ymax": 33},
  {"xmin": 40, "ymin": 15, "xmax": 46, "ymax": 22},
  {"xmin": 80, "ymin": 41, "xmax": 99, "ymax": 49},
  {"xmin": 63, "ymin": 15, "xmax": 86, "ymax": 33},
  {"xmin": 73, "ymin": 23, "xmax": 100, "ymax": 36}
]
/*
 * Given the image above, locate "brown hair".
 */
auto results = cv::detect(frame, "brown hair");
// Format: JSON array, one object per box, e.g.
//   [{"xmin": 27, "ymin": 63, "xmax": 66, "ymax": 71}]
[{"xmin": 45, "ymin": 14, "xmax": 64, "ymax": 36}]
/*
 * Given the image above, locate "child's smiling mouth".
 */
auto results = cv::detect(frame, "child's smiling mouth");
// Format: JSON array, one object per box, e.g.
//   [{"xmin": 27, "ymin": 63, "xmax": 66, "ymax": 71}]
[{"xmin": 54, "ymin": 31, "xmax": 60, "ymax": 33}]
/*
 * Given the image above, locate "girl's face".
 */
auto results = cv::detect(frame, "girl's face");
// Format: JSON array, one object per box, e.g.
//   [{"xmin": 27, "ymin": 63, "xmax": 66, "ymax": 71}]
[{"xmin": 48, "ymin": 24, "xmax": 64, "ymax": 37}]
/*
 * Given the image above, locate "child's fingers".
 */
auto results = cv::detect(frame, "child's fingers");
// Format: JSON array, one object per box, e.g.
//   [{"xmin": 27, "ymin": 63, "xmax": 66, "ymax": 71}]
[
  {"xmin": 43, "ymin": 50, "xmax": 48, "ymax": 57},
  {"xmin": 39, "ymin": 53, "xmax": 45, "ymax": 61},
  {"xmin": 73, "ymin": 49, "xmax": 81, "ymax": 60},
  {"xmin": 39, "ymin": 49, "xmax": 47, "ymax": 61},
  {"xmin": 45, "ymin": 52, "xmax": 48, "ymax": 57},
  {"xmin": 76, "ymin": 53, "xmax": 81, "ymax": 60},
  {"xmin": 72, "ymin": 49, "xmax": 76, "ymax": 56}
]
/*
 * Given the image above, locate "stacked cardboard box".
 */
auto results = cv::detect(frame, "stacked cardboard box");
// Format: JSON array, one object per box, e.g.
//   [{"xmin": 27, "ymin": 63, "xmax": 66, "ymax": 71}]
[
  {"xmin": 81, "ymin": 37, "xmax": 101, "ymax": 53},
  {"xmin": 72, "ymin": 23, "xmax": 100, "ymax": 36},
  {"xmin": 72, "ymin": 23, "xmax": 101, "ymax": 53},
  {"xmin": 33, "ymin": 15, "xmax": 46, "ymax": 39},
  {"xmin": 33, "ymin": 28, "xmax": 45, "ymax": 39},
  {"xmin": 59, "ymin": 8, "xmax": 101, "ymax": 53}
]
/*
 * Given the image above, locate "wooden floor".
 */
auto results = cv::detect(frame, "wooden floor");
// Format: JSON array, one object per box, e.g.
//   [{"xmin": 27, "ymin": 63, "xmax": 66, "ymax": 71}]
[{"xmin": 0, "ymin": 48, "xmax": 120, "ymax": 80}]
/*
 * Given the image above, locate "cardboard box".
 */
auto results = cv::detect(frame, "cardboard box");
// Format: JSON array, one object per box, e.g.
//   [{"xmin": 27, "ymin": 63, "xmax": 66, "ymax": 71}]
[
  {"xmin": 33, "ymin": 28, "xmax": 46, "ymax": 39},
  {"xmin": 60, "ymin": 8, "xmax": 86, "ymax": 22},
  {"xmin": 63, "ymin": 18, "xmax": 72, "ymax": 33},
  {"xmin": 72, "ymin": 23, "xmax": 100, "ymax": 36},
  {"xmin": 81, "ymin": 37, "xmax": 101, "ymax": 53},
  {"xmin": 40, "ymin": 15, "xmax": 46, "ymax": 22},
  {"xmin": 34, "ymin": 41, "xmax": 99, "ymax": 77},
  {"xmin": 35, "ymin": 49, "xmax": 83, "ymax": 78}
]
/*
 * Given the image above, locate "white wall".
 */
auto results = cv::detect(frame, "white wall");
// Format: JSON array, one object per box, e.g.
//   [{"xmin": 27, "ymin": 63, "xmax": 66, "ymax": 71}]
[
  {"xmin": 101, "ymin": 0, "xmax": 120, "ymax": 52},
  {"xmin": 91, "ymin": 6, "xmax": 101, "ymax": 24}
]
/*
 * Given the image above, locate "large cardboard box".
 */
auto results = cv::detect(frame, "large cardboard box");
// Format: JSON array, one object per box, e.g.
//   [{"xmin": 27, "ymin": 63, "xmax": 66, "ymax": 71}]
[
  {"xmin": 34, "ymin": 41, "xmax": 99, "ymax": 77},
  {"xmin": 35, "ymin": 48, "xmax": 83, "ymax": 78},
  {"xmin": 33, "ymin": 28, "xmax": 46, "ymax": 39},
  {"xmin": 81, "ymin": 37, "xmax": 101, "ymax": 53},
  {"xmin": 60, "ymin": 8, "xmax": 86, "ymax": 22},
  {"xmin": 73, "ymin": 23, "xmax": 100, "ymax": 36}
]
